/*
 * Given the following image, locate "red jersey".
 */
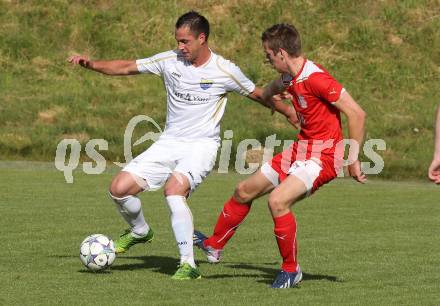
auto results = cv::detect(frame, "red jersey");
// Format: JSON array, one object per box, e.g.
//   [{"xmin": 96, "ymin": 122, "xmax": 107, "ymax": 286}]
[{"xmin": 282, "ymin": 59, "xmax": 343, "ymax": 156}]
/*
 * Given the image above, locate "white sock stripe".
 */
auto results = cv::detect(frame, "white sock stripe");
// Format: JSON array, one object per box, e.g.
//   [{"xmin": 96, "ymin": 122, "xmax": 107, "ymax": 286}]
[
  {"xmin": 216, "ymin": 209, "xmax": 249, "ymax": 244},
  {"xmin": 274, "ymin": 234, "xmax": 286, "ymax": 240},
  {"xmin": 216, "ymin": 223, "xmax": 241, "ymax": 243}
]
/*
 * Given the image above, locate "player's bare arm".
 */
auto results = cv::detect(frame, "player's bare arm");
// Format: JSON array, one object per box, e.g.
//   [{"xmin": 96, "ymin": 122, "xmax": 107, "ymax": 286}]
[
  {"xmin": 68, "ymin": 55, "xmax": 139, "ymax": 76},
  {"xmin": 333, "ymin": 91, "xmax": 367, "ymax": 183},
  {"xmin": 261, "ymin": 78, "xmax": 285, "ymax": 102},
  {"xmin": 248, "ymin": 86, "xmax": 299, "ymax": 128},
  {"xmin": 272, "ymin": 93, "xmax": 300, "ymax": 129},
  {"xmin": 428, "ymin": 104, "xmax": 440, "ymax": 184},
  {"xmin": 248, "ymin": 86, "xmax": 276, "ymax": 110}
]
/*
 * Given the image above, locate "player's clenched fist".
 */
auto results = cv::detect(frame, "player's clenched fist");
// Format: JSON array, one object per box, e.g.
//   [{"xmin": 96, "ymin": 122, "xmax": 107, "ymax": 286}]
[
  {"xmin": 67, "ymin": 55, "xmax": 91, "ymax": 68},
  {"xmin": 428, "ymin": 158, "xmax": 440, "ymax": 184},
  {"xmin": 348, "ymin": 160, "xmax": 367, "ymax": 184}
]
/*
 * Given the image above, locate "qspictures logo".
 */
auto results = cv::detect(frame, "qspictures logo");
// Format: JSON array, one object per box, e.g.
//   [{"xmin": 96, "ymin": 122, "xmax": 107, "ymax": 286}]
[{"xmin": 54, "ymin": 115, "xmax": 386, "ymax": 183}]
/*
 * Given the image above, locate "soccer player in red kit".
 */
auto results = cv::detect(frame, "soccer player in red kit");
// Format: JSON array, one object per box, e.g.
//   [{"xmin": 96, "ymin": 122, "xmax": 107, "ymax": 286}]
[{"xmin": 194, "ymin": 23, "xmax": 367, "ymax": 288}]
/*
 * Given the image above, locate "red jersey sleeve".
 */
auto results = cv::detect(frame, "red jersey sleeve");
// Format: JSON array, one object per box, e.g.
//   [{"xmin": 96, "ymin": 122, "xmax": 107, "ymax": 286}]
[{"xmin": 308, "ymin": 73, "xmax": 343, "ymax": 103}]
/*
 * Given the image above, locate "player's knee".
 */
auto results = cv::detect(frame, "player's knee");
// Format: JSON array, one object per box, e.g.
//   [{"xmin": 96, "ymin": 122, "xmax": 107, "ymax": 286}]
[
  {"xmin": 109, "ymin": 181, "xmax": 128, "ymax": 198},
  {"xmin": 109, "ymin": 177, "xmax": 136, "ymax": 198},
  {"xmin": 233, "ymin": 182, "xmax": 253, "ymax": 203},
  {"xmin": 109, "ymin": 172, "xmax": 146, "ymax": 198},
  {"xmin": 163, "ymin": 185, "xmax": 189, "ymax": 197},
  {"xmin": 163, "ymin": 176, "xmax": 190, "ymax": 197},
  {"xmin": 268, "ymin": 193, "xmax": 289, "ymax": 214},
  {"xmin": 163, "ymin": 186, "xmax": 173, "ymax": 196}
]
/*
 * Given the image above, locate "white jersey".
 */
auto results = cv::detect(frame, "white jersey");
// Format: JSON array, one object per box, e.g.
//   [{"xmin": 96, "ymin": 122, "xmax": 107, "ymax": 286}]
[{"xmin": 136, "ymin": 50, "xmax": 255, "ymax": 141}]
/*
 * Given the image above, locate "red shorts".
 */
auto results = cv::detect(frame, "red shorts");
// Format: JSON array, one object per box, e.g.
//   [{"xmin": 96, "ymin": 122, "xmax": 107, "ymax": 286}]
[{"xmin": 261, "ymin": 142, "xmax": 342, "ymax": 195}]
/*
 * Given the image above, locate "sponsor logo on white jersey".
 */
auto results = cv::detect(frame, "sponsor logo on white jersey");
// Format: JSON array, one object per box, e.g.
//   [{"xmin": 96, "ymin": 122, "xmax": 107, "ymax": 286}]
[{"xmin": 173, "ymin": 90, "xmax": 210, "ymax": 104}]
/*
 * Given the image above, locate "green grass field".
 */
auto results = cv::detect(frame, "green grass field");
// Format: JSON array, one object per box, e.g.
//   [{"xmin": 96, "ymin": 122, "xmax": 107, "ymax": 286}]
[
  {"xmin": 1, "ymin": 2, "xmax": 439, "ymax": 305},
  {"xmin": 1, "ymin": 164, "xmax": 439, "ymax": 305}
]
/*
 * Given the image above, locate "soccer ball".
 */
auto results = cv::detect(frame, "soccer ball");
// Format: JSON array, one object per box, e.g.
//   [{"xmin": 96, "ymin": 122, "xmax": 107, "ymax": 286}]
[{"xmin": 79, "ymin": 234, "xmax": 116, "ymax": 271}]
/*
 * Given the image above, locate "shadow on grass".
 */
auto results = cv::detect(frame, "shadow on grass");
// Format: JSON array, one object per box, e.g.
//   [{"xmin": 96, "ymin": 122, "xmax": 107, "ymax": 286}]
[
  {"xmin": 54, "ymin": 254, "xmax": 340, "ymax": 282},
  {"xmin": 52, "ymin": 254, "xmax": 179, "ymax": 276},
  {"xmin": 78, "ymin": 269, "xmax": 112, "ymax": 274},
  {"xmin": 99, "ymin": 255, "xmax": 178, "ymax": 276},
  {"xmin": 201, "ymin": 261, "xmax": 341, "ymax": 284}
]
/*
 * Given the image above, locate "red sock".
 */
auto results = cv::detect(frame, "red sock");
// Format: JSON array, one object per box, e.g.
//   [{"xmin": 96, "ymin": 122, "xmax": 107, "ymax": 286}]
[
  {"xmin": 204, "ymin": 197, "xmax": 251, "ymax": 249},
  {"xmin": 273, "ymin": 212, "xmax": 298, "ymax": 272}
]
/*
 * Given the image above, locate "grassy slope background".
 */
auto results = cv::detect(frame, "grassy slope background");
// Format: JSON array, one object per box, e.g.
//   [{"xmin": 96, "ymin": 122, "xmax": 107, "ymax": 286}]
[{"xmin": 1, "ymin": 0, "xmax": 440, "ymax": 179}]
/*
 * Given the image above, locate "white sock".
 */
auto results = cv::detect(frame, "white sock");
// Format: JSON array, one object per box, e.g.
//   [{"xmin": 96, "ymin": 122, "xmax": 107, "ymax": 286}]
[
  {"xmin": 109, "ymin": 193, "xmax": 150, "ymax": 236},
  {"xmin": 166, "ymin": 195, "xmax": 196, "ymax": 268}
]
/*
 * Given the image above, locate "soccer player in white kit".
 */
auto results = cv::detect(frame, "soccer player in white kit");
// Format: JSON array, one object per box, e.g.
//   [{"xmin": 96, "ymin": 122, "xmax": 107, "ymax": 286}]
[{"xmin": 68, "ymin": 11, "xmax": 297, "ymax": 279}]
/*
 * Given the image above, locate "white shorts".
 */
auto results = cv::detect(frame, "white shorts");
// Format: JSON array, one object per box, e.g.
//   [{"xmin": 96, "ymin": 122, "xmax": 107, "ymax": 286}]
[{"xmin": 123, "ymin": 138, "xmax": 219, "ymax": 192}]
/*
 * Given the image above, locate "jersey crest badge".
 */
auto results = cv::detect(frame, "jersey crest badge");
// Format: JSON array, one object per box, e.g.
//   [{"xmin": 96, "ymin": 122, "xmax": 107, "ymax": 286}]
[
  {"xmin": 200, "ymin": 79, "xmax": 214, "ymax": 90},
  {"xmin": 298, "ymin": 95, "xmax": 307, "ymax": 108}
]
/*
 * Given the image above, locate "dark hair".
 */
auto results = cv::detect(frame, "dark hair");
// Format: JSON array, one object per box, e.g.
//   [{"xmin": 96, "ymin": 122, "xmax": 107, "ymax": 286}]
[
  {"xmin": 261, "ymin": 23, "xmax": 301, "ymax": 57},
  {"xmin": 176, "ymin": 11, "xmax": 210, "ymax": 41}
]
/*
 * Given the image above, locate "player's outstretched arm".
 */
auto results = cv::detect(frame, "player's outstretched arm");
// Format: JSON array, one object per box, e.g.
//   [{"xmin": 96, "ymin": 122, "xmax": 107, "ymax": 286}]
[
  {"xmin": 428, "ymin": 104, "xmax": 440, "ymax": 184},
  {"xmin": 261, "ymin": 78, "xmax": 285, "ymax": 102},
  {"xmin": 67, "ymin": 55, "xmax": 139, "ymax": 76},
  {"xmin": 248, "ymin": 86, "xmax": 299, "ymax": 128},
  {"xmin": 333, "ymin": 91, "xmax": 367, "ymax": 183},
  {"xmin": 247, "ymin": 86, "xmax": 277, "ymax": 111}
]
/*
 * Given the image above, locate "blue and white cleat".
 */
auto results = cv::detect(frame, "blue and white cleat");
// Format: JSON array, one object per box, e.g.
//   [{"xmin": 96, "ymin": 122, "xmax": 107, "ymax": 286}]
[
  {"xmin": 271, "ymin": 266, "xmax": 303, "ymax": 289},
  {"xmin": 193, "ymin": 230, "xmax": 223, "ymax": 264},
  {"xmin": 193, "ymin": 230, "xmax": 208, "ymax": 248}
]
